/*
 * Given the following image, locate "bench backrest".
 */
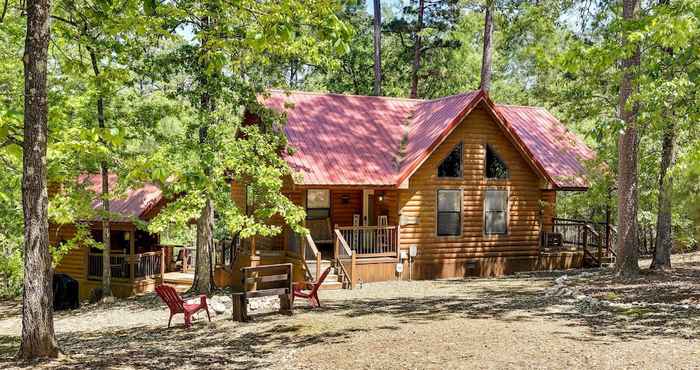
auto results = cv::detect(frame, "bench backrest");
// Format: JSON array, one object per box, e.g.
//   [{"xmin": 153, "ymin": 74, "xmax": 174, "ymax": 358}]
[
  {"xmin": 240, "ymin": 263, "xmax": 293, "ymax": 299},
  {"xmin": 156, "ymin": 285, "xmax": 185, "ymax": 313}
]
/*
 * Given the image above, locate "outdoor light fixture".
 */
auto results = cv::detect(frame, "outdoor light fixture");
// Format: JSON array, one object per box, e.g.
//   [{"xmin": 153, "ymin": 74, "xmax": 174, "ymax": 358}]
[
  {"xmin": 378, "ymin": 193, "xmax": 384, "ymax": 202},
  {"xmin": 340, "ymin": 194, "xmax": 350, "ymax": 204}
]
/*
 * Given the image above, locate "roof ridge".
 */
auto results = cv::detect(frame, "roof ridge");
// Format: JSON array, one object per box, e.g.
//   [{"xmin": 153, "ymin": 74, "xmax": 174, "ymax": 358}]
[
  {"xmin": 267, "ymin": 89, "xmax": 424, "ymax": 103},
  {"xmin": 418, "ymin": 90, "xmax": 479, "ymax": 104},
  {"xmin": 497, "ymin": 103, "xmax": 547, "ymax": 109}
]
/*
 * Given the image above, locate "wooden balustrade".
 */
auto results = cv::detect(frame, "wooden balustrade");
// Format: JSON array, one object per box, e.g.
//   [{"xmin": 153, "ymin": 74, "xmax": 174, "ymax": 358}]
[
  {"xmin": 335, "ymin": 225, "xmax": 398, "ymax": 257},
  {"xmin": 541, "ymin": 218, "xmax": 615, "ymax": 258},
  {"xmin": 334, "ymin": 229, "xmax": 355, "ymax": 289},
  {"xmin": 88, "ymin": 250, "xmax": 165, "ymax": 281}
]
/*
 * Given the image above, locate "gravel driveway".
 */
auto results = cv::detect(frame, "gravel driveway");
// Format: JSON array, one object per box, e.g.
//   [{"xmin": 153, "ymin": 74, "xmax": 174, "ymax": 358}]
[{"xmin": 1, "ymin": 253, "xmax": 699, "ymax": 369}]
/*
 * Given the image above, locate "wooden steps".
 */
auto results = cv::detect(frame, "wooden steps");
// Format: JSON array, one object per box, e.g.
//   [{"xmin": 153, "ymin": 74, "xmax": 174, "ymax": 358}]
[
  {"xmin": 305, "ymin": 259, "xmax": 343, "ymax": 290},
  {"xmin": 163, "ymin": 272, "xmax": 194, "ymax": 292}
]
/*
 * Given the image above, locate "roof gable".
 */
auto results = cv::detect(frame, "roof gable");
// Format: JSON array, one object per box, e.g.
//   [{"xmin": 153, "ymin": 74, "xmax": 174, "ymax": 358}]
[{"xmin": 260, "ymin": 90, "xmax": 594, "ymax": 189}]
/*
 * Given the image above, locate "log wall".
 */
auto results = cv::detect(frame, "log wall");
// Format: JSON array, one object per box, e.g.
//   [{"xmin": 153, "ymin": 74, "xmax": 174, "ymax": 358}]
[{"xmin": 397, "ymin": 104, "xmax": 562, "ymax": 278}]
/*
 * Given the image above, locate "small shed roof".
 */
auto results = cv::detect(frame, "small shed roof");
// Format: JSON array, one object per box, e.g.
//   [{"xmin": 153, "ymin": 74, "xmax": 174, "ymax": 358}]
[
  {"xmin": 79, "ymin": 174, "xmax": 163, "ymax": 221},
  {"xmin": 260, "ymin": 90, "xmax": 595, "ymax": 190}
]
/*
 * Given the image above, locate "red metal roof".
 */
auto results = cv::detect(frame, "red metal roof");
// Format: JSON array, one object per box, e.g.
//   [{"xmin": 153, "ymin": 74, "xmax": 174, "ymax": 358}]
[
  {"xmin": 261, "ymin": 90, "xmax": 594, "ymax": 189},
  {"xmin": 496, "ymin": 106, "xmax": 595, "ymax": 189},
  {"xmin": 79, "ymin": 174, "xmax": 163, "ymax": 221}
]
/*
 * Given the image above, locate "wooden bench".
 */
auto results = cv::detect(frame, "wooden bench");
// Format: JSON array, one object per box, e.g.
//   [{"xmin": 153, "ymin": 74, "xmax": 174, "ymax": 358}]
[{"xmin": 232, "ymin": 263, "xmax": 293, "ymax": 322}]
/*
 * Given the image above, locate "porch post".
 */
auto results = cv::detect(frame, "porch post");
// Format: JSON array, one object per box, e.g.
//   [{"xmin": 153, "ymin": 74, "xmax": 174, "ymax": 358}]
[
  {"xmin": 160, "ymin": 246, "xmax": 165, "ymax": 282},
  {"xmin": 396, "ymin": 223, "xmax": 401, "ymax": 259},
  {"xmin": 351, "ymin": 251, "xmax": 357, "ymax": 289},
  {"xmin": 334, "ymin": 224, "xmax": 339, "ymax": 259},
  {"xmin": 129, "ymin": 228, "xmax": 135, "ymax": 281}
]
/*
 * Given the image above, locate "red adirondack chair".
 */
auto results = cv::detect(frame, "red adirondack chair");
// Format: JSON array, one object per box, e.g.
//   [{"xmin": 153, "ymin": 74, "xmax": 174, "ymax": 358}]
[
  {"xmin": 293, "ymin": 266, "xmax": 331, "ymax": 308},
  {"xmin": 155, "ymin": 285, "xmax": 210, "ymax": 328}
]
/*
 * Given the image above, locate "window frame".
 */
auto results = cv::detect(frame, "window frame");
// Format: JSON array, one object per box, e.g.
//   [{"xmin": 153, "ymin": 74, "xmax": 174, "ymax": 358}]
[
  {"xmin": 483, "ymin": 188, "xmax": 509, "ymax": 236},
  {"xmin": 484, "ymin": 144, "xmax": 510, "ymax": 180},
  {"xmin": 306, "ymin": 189, "xmax": 331, "ymax": 220},
  {"xmin": 436, "ymin": 188, "xmax": 463, "ymax": 237},
  {"xmin": 437, "ymin": 142, "xmax": 464, "ymax": 179}
]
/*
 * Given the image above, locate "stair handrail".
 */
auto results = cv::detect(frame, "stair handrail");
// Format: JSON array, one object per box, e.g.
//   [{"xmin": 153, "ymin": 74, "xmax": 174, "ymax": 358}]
[
  {"xmin": 304, "ymin": 233, "xmax": 322, "ymax": 281},
  {"xmin": 334, "ymin": 229, "xmax": 355, "ymax": 289}
]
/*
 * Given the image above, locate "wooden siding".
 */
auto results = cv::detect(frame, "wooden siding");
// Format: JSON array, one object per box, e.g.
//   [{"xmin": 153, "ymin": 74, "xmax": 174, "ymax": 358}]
[
  {"xmin": 541, "ymin": 190, "xmax": 556, "ymax": 232},
  {"xmin": 331, "ymin": 190, "xmax": 362, "ymax": 226},
  {"xmin": 398, "ymin": 105, "xmax": 545, "ymax": 277},
  {"xmin": 232, "ymin": 178, "xmax": 303, "ymax": 251},
  {"xmin": 50, "ymin": 225, "xmax": 87, "ymax": 280}
]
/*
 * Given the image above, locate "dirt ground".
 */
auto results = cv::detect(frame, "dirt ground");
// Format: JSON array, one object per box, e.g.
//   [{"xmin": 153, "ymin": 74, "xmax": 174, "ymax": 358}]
[{"xmin": 1, "ymin": 253, "xmax": 699, "ymax": 369}]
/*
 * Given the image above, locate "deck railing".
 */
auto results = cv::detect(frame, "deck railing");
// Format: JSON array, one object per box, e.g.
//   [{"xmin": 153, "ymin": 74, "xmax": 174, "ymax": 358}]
[
  {"xmin": 88, "ymin": 249, "xmax": 165, "ymax": 281},
  {"xmin": 335, "ymin": 225, "xmax": 398, "ymax": 257},
  {"xmin": 542, "ymin": 218, "xmax": 616, "ymax": 259},
  {"xmin": 134, "ymin": 252, "xmax": 162, "ymax": 279}
]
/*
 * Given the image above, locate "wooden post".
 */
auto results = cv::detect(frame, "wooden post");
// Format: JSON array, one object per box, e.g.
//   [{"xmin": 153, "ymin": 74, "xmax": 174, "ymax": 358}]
[
  {"xmin": 334, "ymin": 224, "xmax": 339, "ymax": 259},
  {"xmin": 596, "ymin": 227, "xmax": 602, "ymax": 263},
  {"xmin": 396, "ymin": 223, "xmax": 401, "ymax": 259},
  {"xmin": 129, "ymin": 229, "xmax": 135, "ymax": 281},
  {"xmin": 315, "ymin": 252, "xmax": 321, "ymax": 281},
  {"xmin": 232, "ymin": 293, "xmax": 247, "ymax": 322},
  {"xmin": 350, "ymin": 251, "xmax": 357, "ymax": 289},
  {"xmin": 160, "ymin": 246, "xmax": 165, "ymax": 282}
]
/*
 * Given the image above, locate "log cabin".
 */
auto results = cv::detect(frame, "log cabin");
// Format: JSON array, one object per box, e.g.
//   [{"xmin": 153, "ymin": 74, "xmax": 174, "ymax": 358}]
[
  {"xmin": 51, "ymin": 174, "xmax": 171, "ymax": 299},
  {"xmin": 217, "ymin": 89, "xmax": 615, "ymax": 290}
]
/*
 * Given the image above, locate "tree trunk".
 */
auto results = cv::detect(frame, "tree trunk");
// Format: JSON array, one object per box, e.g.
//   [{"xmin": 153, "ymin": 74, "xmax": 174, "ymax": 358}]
[
  {"xmin": 191, "ymin": 198, "xmax": 214, "ymax": 294},
  {"xmin": 19, "ymin": 0, "xmax": 60, "ymax": 359},
  {"xmin": 615, "ymin": 0, "xmax": 641, "ymax": 278},
  {"xmin": 651, "ymin": 122, "xmax": 675, "ymax": 270},
  {"xmin": 409, "ymin": 0, "xmax": 425, "ymax": 99},
  {"xmin": 479, "ymin": 0, "xmax": 494, "ymax": 92},
  {"xmin": 372, "ymin": 0, "xmax": 382, "ymax": 96},
  {"xmin": 90, "ymin": 51, "xmax": 113, "ymax": 299},
  {"xmin": 190, "ymin": 14, "xmax": 215, "ymax": 295},
  {"xmin": 650, "ymin": 0, "xmax": 675, "ymax": 271}
]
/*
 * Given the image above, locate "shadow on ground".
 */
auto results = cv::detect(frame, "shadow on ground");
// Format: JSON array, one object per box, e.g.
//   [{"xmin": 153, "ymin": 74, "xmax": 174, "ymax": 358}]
[{"xmin": 1, "ymin": 266, "xmax": 699, "ymax": 368}]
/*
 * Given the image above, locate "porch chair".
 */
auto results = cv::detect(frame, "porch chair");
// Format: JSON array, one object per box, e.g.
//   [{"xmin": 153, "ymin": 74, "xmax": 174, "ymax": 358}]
[
  {"xmin": 292, "ymin": 266, "xmax": 332, "ymax": 308},
  {"xmin": 155, "ymin": 285, "xmax": 211, "ymax": 328}
]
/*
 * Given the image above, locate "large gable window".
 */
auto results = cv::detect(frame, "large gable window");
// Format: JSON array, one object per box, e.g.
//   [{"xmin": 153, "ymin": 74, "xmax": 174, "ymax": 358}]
[
  {"xmin": 484, "ymin": 189, "xmax": 508, "ymax": 235},
  {"xmin": 485, "ymin": 145, "xmax": 509, "ymax": 179},
  {"xmin": 306, "ymin": 189, "xmax": 330, "ymax": 219},
  {"xmin": 437, "ymin": 189, "xmax": 461, "ymax": 236},
  {"xmin": 438, "ymin": 142, "xmax": 463, "ymax": 178}
]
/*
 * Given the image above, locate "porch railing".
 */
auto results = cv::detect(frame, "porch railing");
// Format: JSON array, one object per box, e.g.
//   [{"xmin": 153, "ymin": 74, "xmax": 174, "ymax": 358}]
[
  {"xmin": 541, "ymin": 218, "xmax": 616, "ymax": 259},
  {"xmin": 134, "ymin": 252, "xmax": 162, "ymax": 279},
  {"xmin": 334, "ymin": 230, "xmax": 356, "ymax": 289},
  {"xmin": 88, "ymin": 249, "xmax": 165, "ymax": 281},
  {"xmin": 301, "ymin": 233, "xmax": 321, "ymax": 282},
  {"xmin": 335, "ymin": 225, "xmax": 399, "ymax": 257}
]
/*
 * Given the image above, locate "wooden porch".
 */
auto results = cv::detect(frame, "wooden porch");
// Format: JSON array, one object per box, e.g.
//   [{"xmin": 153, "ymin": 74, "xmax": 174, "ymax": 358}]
[
  {"xmin": 87, "ymin": 250, "xmax": 165, "ymax": 281},
  {"xmin": 540, "ymin": 217, "xmax": 617, "ymax": 267}
]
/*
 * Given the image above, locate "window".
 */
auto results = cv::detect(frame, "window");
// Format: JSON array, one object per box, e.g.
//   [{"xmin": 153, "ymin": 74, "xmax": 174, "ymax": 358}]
[
  {"xmin": 484, "ymin": 189, "xmax": 508, "ymax": 235},
  {"xmin": 437, "ymin": 189, "xmax": 461, "ymax": 236},
  {"xmin": 306, "ymin": 189, "xmax": 330, "ymax": 219},
  {"xmin": 485, "ymin": 145, "xmax": 508, "ymax": 179},
  {"xmin": 438, "ymin": 142, "xmax": 463, "ymax": 178}
]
